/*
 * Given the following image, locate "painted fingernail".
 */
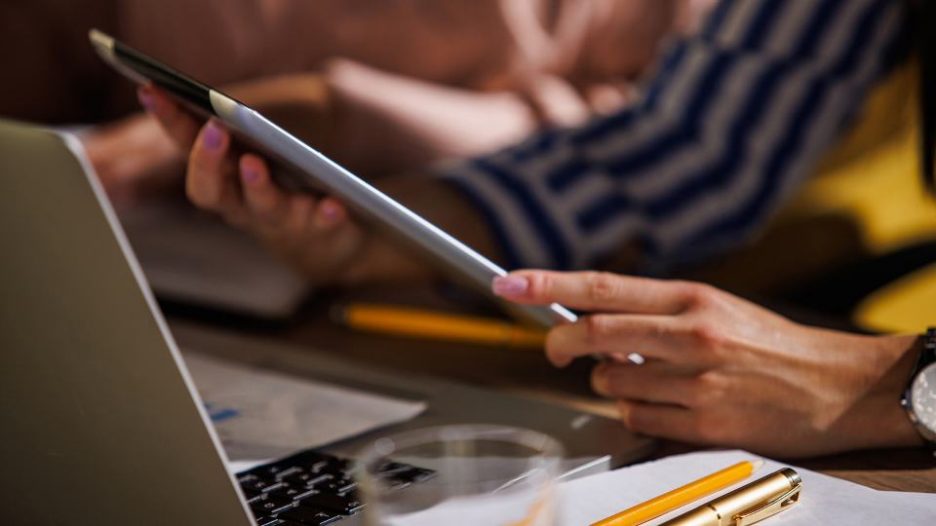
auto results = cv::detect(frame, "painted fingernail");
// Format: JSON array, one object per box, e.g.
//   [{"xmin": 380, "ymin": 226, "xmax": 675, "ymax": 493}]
[
  {"xmin": 317, "ymin": 201, "xmax": 343, "ymax": 228},
  {"xmin": 137, "ymin": 88, "xmax": 155, "ymax": 111},
  {"xmin": 321, "ymin": 201, "xmax": 340, "ymax": 220},
  {"xmin": 241, "ymin": 165, "xmax": 260, "ymax": 184},
  {"xmin": 203, "ymin": 122, "xmax": 223, "ymax": 150},
  {"xmin": 492, "ymin": 275, "xmax": 529, "ymax": 297}
]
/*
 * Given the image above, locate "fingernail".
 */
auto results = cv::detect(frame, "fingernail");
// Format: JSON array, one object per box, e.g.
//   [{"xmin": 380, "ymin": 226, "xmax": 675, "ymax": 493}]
[
  {"xmin": 138, "ymin": 88, "xmax": 155, "ymax": 111},
  {"xmin": 492, "ymin": 275, "xmax": 529, "ymax": 297},
  {"xmin": 203, "ymin": 122, "xmax": 223, "ymax": 150},
  {"xmin": 321, "ymin": 201, "xmax": 340, "ymax": 221},
  {"xmin": 241, "ymin": 165, "xmax": 259, "ymax": 184},
  {"xmin": 618, "ymin": 403, "xmax": 632, "ymax": 426}
]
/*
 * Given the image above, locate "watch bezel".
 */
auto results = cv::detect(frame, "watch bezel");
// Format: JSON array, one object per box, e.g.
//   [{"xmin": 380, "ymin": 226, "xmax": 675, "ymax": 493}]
[{"xmin": 905, "ymin": 362, "xmax": 936, "ymax": 441}]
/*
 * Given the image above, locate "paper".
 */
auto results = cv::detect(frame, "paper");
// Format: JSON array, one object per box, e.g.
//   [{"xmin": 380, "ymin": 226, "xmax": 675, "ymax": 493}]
[
  {"xmin": 558, "ymin": 450, "xmax": 936, "ymax": 525},
  {"xmin": 182, "ymin": 352, "xmax": 427, "ymax": 462}
]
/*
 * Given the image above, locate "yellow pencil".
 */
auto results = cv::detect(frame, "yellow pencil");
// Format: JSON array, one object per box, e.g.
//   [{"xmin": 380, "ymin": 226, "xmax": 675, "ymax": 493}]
[
  {"xmin": 336, "ymin": 303, "xmax": 547, "ymax": 349},
  {"xmin": 591, "ymin": 460, "xmax": 763, "ymax": 526}
]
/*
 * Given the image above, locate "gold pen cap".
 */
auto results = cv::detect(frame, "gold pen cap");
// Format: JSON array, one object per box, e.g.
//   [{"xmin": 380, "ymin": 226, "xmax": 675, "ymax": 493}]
[{"xmin": 660, "ymin": 468, "xmax": 801, "ymax": 526}]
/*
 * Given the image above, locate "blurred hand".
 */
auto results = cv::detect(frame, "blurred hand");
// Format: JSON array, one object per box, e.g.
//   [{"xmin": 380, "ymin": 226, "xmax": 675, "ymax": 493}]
[
  {"xmin": 493, "ymin": 270, "xmax": 923, "ymax": 457},
  {"xmin": 81, "ymin": 113, "xmax": 184, "ymax": 206}
]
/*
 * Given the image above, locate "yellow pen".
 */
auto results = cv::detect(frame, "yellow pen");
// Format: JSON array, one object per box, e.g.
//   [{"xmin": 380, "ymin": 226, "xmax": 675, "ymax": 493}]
[
  {"xmin": 592, "ymin": 460, "xmax": 763, "ymax": 526},
  {"xmin": 336, "ymin": 303, "xmax": 547, "ymax": 349}
]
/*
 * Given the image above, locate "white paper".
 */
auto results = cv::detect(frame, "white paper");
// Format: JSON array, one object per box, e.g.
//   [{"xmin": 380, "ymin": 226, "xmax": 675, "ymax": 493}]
[
  {"xmin": 558, "ymin": 450, "xmax": 936, "ymax": 525},
  {"xmin": 182, "ymin": 352, "xmax": 426, "ymax": 462}
]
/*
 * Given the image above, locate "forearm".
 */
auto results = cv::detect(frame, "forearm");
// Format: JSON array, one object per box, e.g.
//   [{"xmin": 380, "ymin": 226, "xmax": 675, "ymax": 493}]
[{"xmin": 809, "ymin": 331, "xmax": 924, "ymax": 451}]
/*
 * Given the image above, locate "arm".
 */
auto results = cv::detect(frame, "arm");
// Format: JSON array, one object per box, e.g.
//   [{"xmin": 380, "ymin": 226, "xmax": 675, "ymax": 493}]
[
  {"xmin": 439, "ymin": 0, "xmax": 909, "ymax": 271},
  {"xmin": 492, "ymin": 269, "xmax": 923, "ymax": 457}
]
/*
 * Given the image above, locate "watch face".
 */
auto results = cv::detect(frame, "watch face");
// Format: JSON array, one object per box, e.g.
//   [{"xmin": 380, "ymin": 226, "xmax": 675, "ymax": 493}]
[{"xmin": 911, "ymin": 362, "xmax": 936, "ymax": 433}]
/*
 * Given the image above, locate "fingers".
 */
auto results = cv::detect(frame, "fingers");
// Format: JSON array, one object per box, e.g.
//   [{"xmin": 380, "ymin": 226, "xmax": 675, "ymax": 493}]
[
  {"xmin": 239, "ymin": 154, "xmax": 288, "ymax": 227},
  {"xmin": 615, "ymin": 400, "xmax": 703, "ymax": 444},
  {"xmin": 186, "ymin": 120, "xmax": 243, "ymax": 221},
  {"xmin": 591, "ymin": 361, "xmax": 704, "ymax": 407},
  {"xmin": 545, "ymin": 314, "xmax": 679, "ymax": 366},
  {"xmin": 493, "ymin": 270, "xmax": 698, "ymax": 314},
  {"xmin": 544, "ymin": 312, "xmax": 729, "ymax": 367},
  {"xmin": 139, "ymin": 85, "xmax": 201, "ymax": 150}
]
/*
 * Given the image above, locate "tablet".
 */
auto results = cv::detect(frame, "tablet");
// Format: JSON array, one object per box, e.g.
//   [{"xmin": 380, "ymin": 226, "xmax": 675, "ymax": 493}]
[{"xmin": 89, "ymin": 29, "xmax": 576, "ymax": 328}]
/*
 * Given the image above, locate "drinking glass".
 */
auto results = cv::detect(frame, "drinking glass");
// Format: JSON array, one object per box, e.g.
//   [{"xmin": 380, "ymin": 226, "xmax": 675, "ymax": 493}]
[{"xmin": 356, "ymin": 425, "xmax": 563, "ymax": 525}]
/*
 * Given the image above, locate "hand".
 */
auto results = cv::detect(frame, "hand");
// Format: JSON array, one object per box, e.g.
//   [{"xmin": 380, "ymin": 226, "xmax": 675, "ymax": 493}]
[
  {"xmin": 81, "ymin": 113, "xmax": 184, "ymax": 206},
  {"xmin": 492, "ymin": 270, "xmax": 924, "ymax": 457},
  {"xmin": 139, "ymin": 85, "xmax": 497, "ymax": 285}
]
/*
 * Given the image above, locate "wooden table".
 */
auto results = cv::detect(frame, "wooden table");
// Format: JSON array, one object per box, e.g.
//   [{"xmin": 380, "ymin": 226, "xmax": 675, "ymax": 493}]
[{"xmin": 170, "ymin": 286, "xmax": 936, "ymax": 494}]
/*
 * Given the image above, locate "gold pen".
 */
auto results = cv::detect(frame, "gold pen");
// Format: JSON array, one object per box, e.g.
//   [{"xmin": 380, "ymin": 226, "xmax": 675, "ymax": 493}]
[{"xmin": 660, "ymin": 468, "xmax": 802, "ymax": 526}]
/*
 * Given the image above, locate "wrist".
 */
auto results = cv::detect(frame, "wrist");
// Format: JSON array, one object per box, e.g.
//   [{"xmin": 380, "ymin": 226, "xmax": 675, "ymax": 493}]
[
  {"xmin": 900, "ymin": 329, "xmax": 936, "ymax": 449},
  {"xmin": 876, "ymin": 334, "xmax": 927, "ymax": 448}
]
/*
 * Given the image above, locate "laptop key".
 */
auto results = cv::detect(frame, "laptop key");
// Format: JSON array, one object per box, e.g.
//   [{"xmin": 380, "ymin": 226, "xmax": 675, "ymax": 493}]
[
  {"xmin": 278, "ymin": 507, "xmax": 342, "ymax": 525},
  {"xmin": 255, "ymin": 517, "xmax": 283, "ymax": 526},
  {"xmin": 318, "ymin": 478, "xmax": 357, "ymax": 495},
  {"xmin": 252, "ymin": 496, "xmax": 295, "ymax": 516},
  {"xmin": 298, "ymin": 492, "xmax": 364, "ymax": 515},
  {"xmin": 243, "ymin": 478, "xmax": 287, "ymax": 494}
]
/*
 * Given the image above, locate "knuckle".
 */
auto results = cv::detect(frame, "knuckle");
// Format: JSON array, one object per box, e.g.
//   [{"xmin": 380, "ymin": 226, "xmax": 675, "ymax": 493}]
[
  {"xmin": 585, "ymin": 272, "xmax": 619, "ymax": 303},
  {"xmin": 688, "ymin": 321, "xmax": 725, "ymax": 354},
  {"xmin": 583, "ymin": 314, "xmax": 614, "ymax": 346},
  {"xmin": 687, "ymin": 372, "xmax": 726, "ymax": 407},
  {"xmin": 527, "ymin": 272, "xmax": 553, "ymax": 300},
  {"xmin": 681, "ymin": 282, "xmax": 719, "ymax": 310}
]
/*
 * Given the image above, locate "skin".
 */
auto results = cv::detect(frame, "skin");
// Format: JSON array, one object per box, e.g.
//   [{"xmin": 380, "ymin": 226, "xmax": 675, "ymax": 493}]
[
  {"xmin": 491, "ymin": 270, "xmax": 924, "ymax": 457},
  {"xmin": 139, "ymin": 86, "xmax": 499, "ymax": 285},
  {"xmin": 143, "ymin": 86, "xmax": 924, "ymax": 458}
]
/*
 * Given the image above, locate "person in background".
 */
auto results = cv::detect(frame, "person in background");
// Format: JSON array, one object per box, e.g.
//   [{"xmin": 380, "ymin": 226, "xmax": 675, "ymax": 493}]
[
  {"xmin": 0, "ymin": 0, "xmax": 703, "ymax": 203},
  {"xmin": 144, "ymin": 0, "xmax": 910, "ymax": 285}
]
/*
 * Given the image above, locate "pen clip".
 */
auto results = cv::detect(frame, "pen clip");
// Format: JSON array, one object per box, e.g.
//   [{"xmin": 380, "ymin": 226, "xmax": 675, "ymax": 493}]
[{"xmin": 735, "ymin": 483, "xmax": 801, "ymax": 526}]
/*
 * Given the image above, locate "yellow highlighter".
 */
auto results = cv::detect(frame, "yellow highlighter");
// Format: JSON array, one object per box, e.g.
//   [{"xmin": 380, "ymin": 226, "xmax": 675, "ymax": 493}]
[
  {"xmin": 592, "ymin": 460, "xmax": 763, "ymax": 526},
  {"xmin": 337, "ymin": 303, "xmax": 548, "ymax": 349}
]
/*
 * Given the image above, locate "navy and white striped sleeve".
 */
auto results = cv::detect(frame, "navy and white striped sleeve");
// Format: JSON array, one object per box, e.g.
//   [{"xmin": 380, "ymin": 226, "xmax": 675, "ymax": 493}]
[{"xmin": 436, "ymin": 0, "xmax": 908, "ymax": 272}]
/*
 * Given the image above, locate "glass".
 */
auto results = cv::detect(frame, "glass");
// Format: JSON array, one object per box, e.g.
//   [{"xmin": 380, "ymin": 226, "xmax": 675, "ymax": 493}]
[{"xmin": 356, "ymin": 425, "xmax": 563, "ymax": 526}]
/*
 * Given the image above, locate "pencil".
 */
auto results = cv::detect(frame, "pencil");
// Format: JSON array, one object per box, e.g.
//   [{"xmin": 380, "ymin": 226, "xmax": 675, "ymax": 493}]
[
  {"xmin": 337, "ymin": 303, "xmax": 547, "ymax": 349},
  {"xmin": 591, "ymin": 460, "xmax": 763, "ymax": 526}
]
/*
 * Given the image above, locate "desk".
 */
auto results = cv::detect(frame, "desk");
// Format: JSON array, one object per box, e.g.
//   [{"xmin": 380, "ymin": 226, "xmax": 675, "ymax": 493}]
[{"xmin": 167, "ymin": 287, "xmax": 936, "ymax": 494}]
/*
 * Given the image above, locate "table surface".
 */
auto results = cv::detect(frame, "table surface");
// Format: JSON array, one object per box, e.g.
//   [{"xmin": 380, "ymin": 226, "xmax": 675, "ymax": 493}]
[{"xmin": 169, "ymin": 286, "xmax": 936, "ymax": 494}]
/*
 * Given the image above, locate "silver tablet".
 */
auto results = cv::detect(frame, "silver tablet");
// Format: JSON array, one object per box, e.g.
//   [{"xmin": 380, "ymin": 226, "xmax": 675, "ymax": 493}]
[{"xmin": 89, "ymin": 29, "xmax": 576, "ymax": 327}]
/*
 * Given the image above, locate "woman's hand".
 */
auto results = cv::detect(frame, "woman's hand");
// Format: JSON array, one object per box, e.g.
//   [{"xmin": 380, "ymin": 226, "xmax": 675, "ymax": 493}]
[
  {"xmin": 139, "ymin": 85, "xmax": 498, "ymax": 285},
  {"xmin": 139, "ymin": 84, "xmax": 375, "ymax": 284},
  {"xmin": 493, "ymin": 270, "xmax": 923, "ymax": 457}
]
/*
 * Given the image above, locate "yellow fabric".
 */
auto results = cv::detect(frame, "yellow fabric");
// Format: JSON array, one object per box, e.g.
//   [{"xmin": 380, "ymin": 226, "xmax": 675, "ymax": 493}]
[
  {"xmin": 770, "ymin": 60, "xmax": 936, "ymax": 332},
  {"xmin": 780, "ymin": 60, "xmax": 936, "ymax": 254},
  {"xmin": 856, "ymin": 263, "xmax": 936, "ymax": 333}
]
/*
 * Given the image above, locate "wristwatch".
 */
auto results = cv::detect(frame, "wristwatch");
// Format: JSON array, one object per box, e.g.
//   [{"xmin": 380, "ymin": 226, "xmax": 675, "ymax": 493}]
[{"xmin": 901, "ymin": 328, "xmax": 936, "ymax": 451}]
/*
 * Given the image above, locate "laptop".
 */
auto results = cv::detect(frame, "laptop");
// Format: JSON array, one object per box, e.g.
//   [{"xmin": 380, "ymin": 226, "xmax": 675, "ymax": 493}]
[{"xmin": 0, "ymin": 120, "xmax": 654, "ymax": 525}]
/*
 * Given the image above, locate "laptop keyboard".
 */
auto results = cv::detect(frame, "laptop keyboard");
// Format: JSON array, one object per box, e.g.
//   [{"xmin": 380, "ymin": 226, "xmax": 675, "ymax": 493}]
[{"xmin": 238, "ymin": 448, "xmax": 435, "ymax": 525}]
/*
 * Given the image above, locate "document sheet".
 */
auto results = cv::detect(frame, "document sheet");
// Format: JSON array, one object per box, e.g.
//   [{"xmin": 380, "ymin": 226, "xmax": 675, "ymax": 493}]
[
  {"xmin": 182, "ymin": 352, "xmax": 426, "ymax": 464},
  {"xmin": 558, "ymin": 449, "xmax": 935, "ymax": 525}
]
